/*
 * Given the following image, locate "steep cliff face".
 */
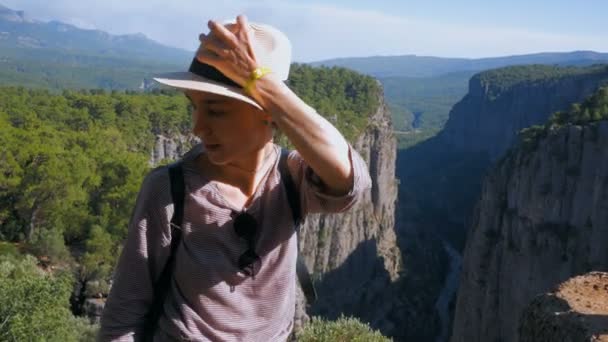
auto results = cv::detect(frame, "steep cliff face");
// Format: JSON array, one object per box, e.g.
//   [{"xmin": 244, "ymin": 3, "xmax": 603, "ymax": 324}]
[
  {"xmin": 296, "ymin": 90, "xmax": 402, "ymax": 333},
  {"xmin": 451, "ymin": 120, "xmax": 608, "ymax": 342},
  {"xmin": 440, "ymin": 65, "xmax": 608, "ymax": 160},
  {"xmin": 149, "ymin": 133, "xmax": 198, "ymax": 166},
  {"xmin": 394, "ymin": 66, "xmax": 608, "ymax": 342}
]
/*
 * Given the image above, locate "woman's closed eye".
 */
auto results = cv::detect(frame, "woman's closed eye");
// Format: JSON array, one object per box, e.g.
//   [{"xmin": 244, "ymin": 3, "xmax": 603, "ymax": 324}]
[
  {"xmin": 208, "ymin": 109, "xmax": 226, "ymax": 117},
  {"xmin": 207, "ymin": 106, "xmax": 229, "ymax": 117}
]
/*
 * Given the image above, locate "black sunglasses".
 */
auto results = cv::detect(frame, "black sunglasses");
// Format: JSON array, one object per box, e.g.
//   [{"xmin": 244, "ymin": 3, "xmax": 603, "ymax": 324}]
[{"xmin": 233, "ymin": 212, "xmax": 260, "ymax": 278}]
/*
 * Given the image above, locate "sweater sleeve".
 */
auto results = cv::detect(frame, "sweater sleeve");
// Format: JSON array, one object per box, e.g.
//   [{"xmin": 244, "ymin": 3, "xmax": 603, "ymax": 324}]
[
  {"xmin": 97, "ymin": 167, "xmax": 174, "ymax": 342},
  {"xmin": 287, "ymin": 144, "xmax": 372, "ymax": 216}
]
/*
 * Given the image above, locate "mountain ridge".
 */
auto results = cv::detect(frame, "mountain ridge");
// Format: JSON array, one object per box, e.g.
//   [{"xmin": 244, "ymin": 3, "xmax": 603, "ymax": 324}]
[
  {"xmin": 0, "ymin": 3, "xmax": 192, "ymax": 65},
  {"xmin": 312, "ymin": 51, "xmax": 608, "ymax": 78}
]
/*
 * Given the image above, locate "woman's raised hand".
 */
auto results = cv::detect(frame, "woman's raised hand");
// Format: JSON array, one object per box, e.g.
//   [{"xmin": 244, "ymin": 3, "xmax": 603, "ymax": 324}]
[{"xmin": 196, "ymin": 15, "xmax": 261, "ymax": 89}]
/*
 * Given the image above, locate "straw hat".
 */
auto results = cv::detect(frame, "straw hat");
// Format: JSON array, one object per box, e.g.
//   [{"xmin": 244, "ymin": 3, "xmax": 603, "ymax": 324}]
[{"xmin": 153, "ymin": 22, "xmax": 292, "ymax": 110}]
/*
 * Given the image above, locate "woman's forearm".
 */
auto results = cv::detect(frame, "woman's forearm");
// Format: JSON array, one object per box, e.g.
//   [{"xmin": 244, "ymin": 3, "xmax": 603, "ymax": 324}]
[{"xmin": 251, "ymin": 74, "xmax": 353, "ymax": 195}]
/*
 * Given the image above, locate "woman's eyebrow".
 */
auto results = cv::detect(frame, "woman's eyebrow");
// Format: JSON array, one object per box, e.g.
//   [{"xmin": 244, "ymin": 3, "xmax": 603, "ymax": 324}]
[
  {"xmin": 205, "ymin": 99, "xmax": 229, "ymax": 105},
  {"xmin": 184, "ymin": 95, "xmax": 228, "ymax": 106}
]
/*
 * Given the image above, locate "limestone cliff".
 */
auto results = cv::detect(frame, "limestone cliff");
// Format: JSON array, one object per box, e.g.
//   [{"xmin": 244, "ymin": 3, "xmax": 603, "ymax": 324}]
[
  {"xmin": 149, "ymin": 133, "xmax": 198, "ymax": 166},
  {"xmin": 451, "ymin": 120, "xmax": 608, "ymax": 342},
  {"xmin": 397, "ymin": 66, "xmax": 608, "ymax": 252},
  {"xmin": 440, "ymin": 65, "xmax": 608, "ymax": 160},
  {"xmin": 295, "ymin": 88, "xmax": 402, "ymax": 334},
  {"xmin": 395, "ymin": 65, "xmax": 608, "ymax": 342}
]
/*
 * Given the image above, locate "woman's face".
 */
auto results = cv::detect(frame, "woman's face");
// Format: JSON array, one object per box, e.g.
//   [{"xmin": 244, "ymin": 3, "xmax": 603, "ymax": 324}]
[{"xmin": 186, "ymin": 90, "xmax": 272, "ymax": 165}]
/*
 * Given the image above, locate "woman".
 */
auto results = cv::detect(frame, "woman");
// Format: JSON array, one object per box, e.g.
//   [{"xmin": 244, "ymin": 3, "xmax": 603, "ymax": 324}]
[{"xmin": 98, "ymin": 15, "xmax": 371, "ymax": 341}]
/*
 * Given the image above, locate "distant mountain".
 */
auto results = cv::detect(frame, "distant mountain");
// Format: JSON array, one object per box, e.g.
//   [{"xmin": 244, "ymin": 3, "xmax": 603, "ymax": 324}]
[
  {"xmin": 317, "ymin": 52, "xmax": 608, "ymax": 135},
  {"xmin": 0, "ymin": 4, "xmax": 191, "ymax": 64},
  {"xmin": 0, "ymin": 3, "xmax": 32, "ymax": 22},
  {"xmin": 0, "ymin": 4, "xmax": 192, "ymax": 90},
  {"xmin": 312, "ymin": 51, "xmax": 608, "ymax": 78}
]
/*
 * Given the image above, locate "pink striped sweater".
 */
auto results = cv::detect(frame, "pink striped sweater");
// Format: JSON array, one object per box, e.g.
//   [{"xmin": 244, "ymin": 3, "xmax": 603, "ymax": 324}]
[{"xmin": 97, "ymin": 143, "xmax": 371, "ymax": 341}]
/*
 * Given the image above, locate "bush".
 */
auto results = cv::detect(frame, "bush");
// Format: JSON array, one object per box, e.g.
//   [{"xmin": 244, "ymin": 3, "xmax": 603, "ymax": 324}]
[
  {"xmin": 25, "ymin": 228, "xmax": 72, "ymax": 265},
  {"xmin": 0, "ymin": 241, "xmax": 20, "ymax": 258},
  {"xmin": 0, "ymin": 255, "xmax": 89, "ymax": 341},
  {"xmin": 297, "ymin": 315, "xmax": 392, "ymax": 342}
]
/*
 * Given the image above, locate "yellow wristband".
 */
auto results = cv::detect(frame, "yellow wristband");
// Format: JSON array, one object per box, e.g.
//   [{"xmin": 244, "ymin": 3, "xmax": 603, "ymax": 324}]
[{"xmin": 244, "ymin": 67, "xmax": 272, "ymax": 94}]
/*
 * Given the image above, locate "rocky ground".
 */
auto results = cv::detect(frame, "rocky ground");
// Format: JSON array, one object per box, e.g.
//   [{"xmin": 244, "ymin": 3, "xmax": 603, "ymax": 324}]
[{"xmin": 519, "ymin": 272, "xmax": 608, "ymax": 342}]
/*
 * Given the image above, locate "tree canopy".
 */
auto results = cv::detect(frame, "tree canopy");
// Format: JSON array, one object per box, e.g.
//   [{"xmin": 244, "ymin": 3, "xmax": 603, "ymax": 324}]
[{"xmin": 0, "ymin": 62, "xmax": 380, "ymax": 339}]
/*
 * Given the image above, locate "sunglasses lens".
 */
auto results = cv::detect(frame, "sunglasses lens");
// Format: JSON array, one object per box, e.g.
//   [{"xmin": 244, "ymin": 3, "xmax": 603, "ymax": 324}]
[
  {"xmin": 233, "ymin": 212, "xmax": 260, "ymax": 277},
  {"xmin": 234, "ymin": 212, "xmax": 257, "ymax": 238}
]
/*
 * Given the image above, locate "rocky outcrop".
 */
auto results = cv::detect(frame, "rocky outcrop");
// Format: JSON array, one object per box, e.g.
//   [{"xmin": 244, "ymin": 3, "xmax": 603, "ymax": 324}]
[
  {"xmin": 149, "ymin": 133, "xmax": 198, "ymax": 166},
  {"xmin": 440, "ymin": 65, "xmax": 608, "ymax": 160},
  {"xmin": 519, "ymin": 272, "xmax": 608, "ymax": 342},
  {"xmin": 295, "ymin": 89, "xmax": 401, "ymax": 335},
  {"xmin": 451, "ymin": 120, "xmax": 608, "ymax": 342},
  {"xmin": 83, "ymin": 298, "xmax": 106, "ymax": 324}
]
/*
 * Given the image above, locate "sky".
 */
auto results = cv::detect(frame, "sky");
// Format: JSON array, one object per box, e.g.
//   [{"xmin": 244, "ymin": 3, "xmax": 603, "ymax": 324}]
[{"xmin": 4, "ymin": 0, "xmax": 608, "ymax": 62}]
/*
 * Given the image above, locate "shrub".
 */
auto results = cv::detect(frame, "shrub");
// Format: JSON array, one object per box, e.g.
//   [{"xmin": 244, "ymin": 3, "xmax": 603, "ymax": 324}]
[
  {"xmin": 0, "ymin": 255, "xmax": 86, "ymax": 341},
  {"xmin": 297, "ymin": 315, "xmax": 392, "ymax": 342},
  {"xmin": 25, "ymin": 228, "xmax": 72, "ymax": 264}
]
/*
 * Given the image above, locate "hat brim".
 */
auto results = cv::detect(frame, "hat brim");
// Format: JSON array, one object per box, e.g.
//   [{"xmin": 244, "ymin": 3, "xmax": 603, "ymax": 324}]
[{"xmin": 153, "ymin": 72, "xmax": 263, "ymax": 110}]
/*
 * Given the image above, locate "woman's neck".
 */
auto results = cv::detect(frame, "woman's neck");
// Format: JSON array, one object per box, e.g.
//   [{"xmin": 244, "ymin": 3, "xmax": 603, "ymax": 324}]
[{"xmin": 201, "ymin": 142, "xmax": 277, "ymax": 197}]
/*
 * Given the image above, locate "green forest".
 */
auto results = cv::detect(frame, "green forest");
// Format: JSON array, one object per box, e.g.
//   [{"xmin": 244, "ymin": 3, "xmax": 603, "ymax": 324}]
[
  {"xmin": 476, "ymin": 64, "xmax": 608, "ymax": 99},
  {"xmin": 381, "ymin": 71, "xmax": 473, "ymax": 148},
  {"xmin": 0, "ymin": 64, "xmax": 380, "ymax": 340}
]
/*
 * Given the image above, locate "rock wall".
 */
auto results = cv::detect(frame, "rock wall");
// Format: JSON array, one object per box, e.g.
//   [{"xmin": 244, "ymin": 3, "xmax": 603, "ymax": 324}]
[
  {"xmin": 451, "ymin": 121, "xmax": 608, "ymax": 342},
  {"xmin": 440, "ymin": 66, "xmax": 608, "ymax": 160},
  {"xmin": 149, "ymin": 133, "xmax": 198, "ymax": 166},
  {"xmin": 294, "ymin": 89, "xmax": 402, "ymax": 336}
]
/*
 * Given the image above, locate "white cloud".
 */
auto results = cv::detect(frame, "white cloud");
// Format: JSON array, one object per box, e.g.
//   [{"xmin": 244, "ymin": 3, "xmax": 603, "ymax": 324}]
[{"xmin": 3, "ymin": 0, "xmax": 606, "ymax": 62}]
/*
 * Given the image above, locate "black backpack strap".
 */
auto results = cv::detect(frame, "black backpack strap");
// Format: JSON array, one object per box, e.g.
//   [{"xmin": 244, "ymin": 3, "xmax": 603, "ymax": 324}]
[
  {"xmin": 168, "ymin": 162, "xmax": 185, "ymax": 230},
  {"xmin": 278, "ymin": 148, "xmax": 317, "ymax": 304},
  {"xmin": 143, "ymin": 161, "xmax": 185, "ymax": 341},
  {"xmin": 279, "ymin": 149, "xmax": 302, "ymax": 225}
]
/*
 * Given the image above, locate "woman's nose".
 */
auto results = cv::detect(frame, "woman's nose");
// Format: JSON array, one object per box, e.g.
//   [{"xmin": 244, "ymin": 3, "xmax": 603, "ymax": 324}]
[{"xmin": 192, "ymin": 111, "xmax": 212, "ymax": 137}]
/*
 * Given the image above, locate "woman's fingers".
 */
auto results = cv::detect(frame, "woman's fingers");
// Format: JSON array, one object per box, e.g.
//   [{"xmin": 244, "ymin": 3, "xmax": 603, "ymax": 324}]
[
  {"xmin": 236, "ymin": 15, "xmax": 248, "ymax": 34},
  {"xmin": 208, "ymin": 20, "xmax": 238, "ymax": 48},
  {"xmin": 196, "ymin": 15, "xmax": 258, "ymax": 87},
  {"xmin": 235, "ymin": 15, "xmax": 256, "ymax": 59},
  {"xmin": 235, "ymin": 15, "xmax": 251, "ymax": 43},
  {"xmin": 199, "ymin": 31, "xmax": 234, "ymax": 59},
  {"xmin": 196, "ymin": 48, "xmax": 223, "ymax": 67},
  {"xmin": 202, "ymin": 38, "xmax": 230, "ymax": 58}
]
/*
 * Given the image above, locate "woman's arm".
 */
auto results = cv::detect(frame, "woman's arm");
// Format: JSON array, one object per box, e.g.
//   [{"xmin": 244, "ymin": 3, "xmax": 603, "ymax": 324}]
[
  {"xmin": 254, "ymin": 77, "xmax": 353, "ymax": 195},
  {"xmin": 97, "ymin": 168, "xmax": 173, "ymax": 341},
  {"xmin": 198, "ymin": 16, "xmax": 355, "ymax": 196}
]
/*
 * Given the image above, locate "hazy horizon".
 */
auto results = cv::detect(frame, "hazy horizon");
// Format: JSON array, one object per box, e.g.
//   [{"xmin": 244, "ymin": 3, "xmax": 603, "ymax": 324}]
[{"xmin": 3, "ymin": 0, "xmax": 608, "ymax": 63}]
